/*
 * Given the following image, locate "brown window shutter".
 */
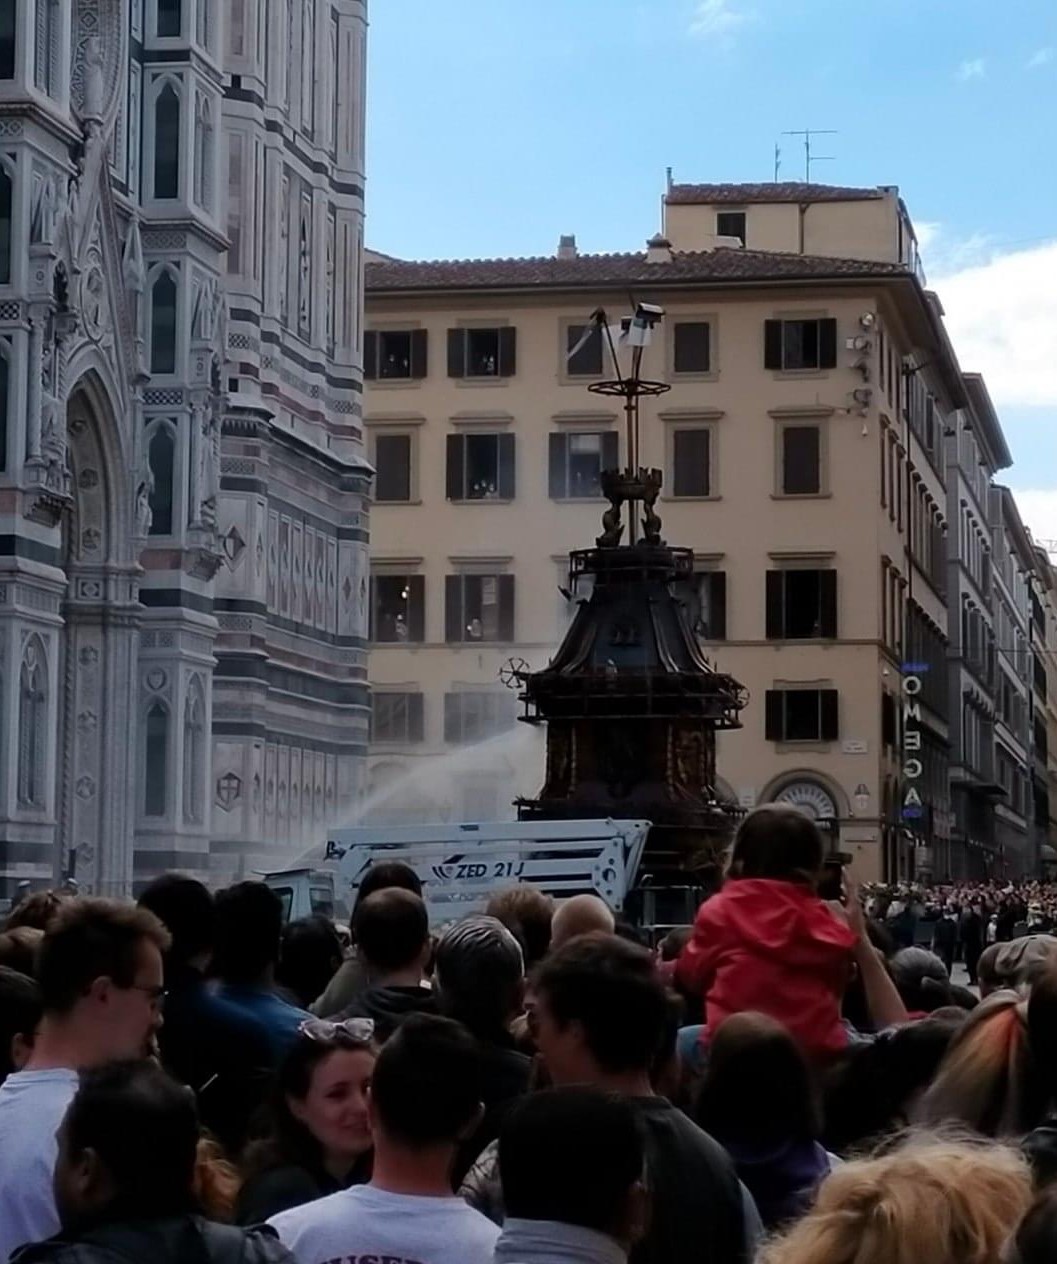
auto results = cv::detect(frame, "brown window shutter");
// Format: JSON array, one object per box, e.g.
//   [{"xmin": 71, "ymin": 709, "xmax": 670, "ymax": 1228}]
[
  {"xmin": 408, "ymin": 693, "xmax": 425, "ymax": 742},
  {"xmin": 447, "ymin": 329, "xmax": 465, "ymax": 378},
  {"xmin": 410, "ymin": 329, "xmax": 428, "ymax": 378},
  {"xmin": 819, "ymin": 318, "xmax": 837, "ymax": 369},
  {"xmin": 673, "ymin": 429, "xmax": 710, "ymax": 497},
  {"xmin": 709, "ymin": 572, "xmax": 727, "ymax": 640},
  {"xmin": 549, "ymin": 433, "xmax": 567, "ymax": 499},
  {"xmin": 498, "ymin": 326, "xmax": 517, "ymax": 377},
  {"xmin": 446, "ymin": 434, "xmax": 464, "ymax": 500},
  {"xmin": 407, "ymin": 575, "xmax": 425, "ymax": 642},
  {"xmin": 820, "ymin": 689, "xmax": 840, "ymax": 741},
  {"xmin": 498, "ymin": 433, "xmax": 516, "ymax": 499},
  {"xmin": 444, "ymin": 576, "xmax": 462, "ymax": 643},
  {"xmin": 601, "ymin": 430, "xmax": 620, "ymax": 475},
  {"xmin": 766, "ymin": 571, "xmax": 784, "ymax": 639},
  {"xmin": 820, "ymin": 570, "xmax": 838, "ymax": 638},
  {"xmin": 765, "ymin": 691, "xmax": 783, "ymax": 741},
  {"xmin": 498, "ymin": 574, "xmax": 515, "ymax": 641},
  {"xmin": 764, "ymin": 320, "xmax": 783, "ymax": 370}
]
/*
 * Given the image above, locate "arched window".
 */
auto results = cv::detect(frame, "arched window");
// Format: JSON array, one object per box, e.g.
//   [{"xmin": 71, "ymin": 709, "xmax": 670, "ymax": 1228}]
[
  {"xmin": 297, "ymin": 204, "xmax": 310, "ymax": 336},
  {"xmin": 182, "ymin": 680, "xmax": 205, "ymax": 822},
  {"xmin": 144, "ymin": 702, "xmax": 169, "ymax": 816},
  {"xmin": 157, "ymin": 0, "xmax": 181, "ymax": 37},
  {"xmin": 150, "ymin": 270, "xmax": 177, "ymax": 373},
  {"xmin": 0, "ymin": 345, "xmax": 9, "ymax": 473},
  {"xmin": 0, "ymin": 2, "xmax": 15, "ymax": 78},
  {"xmin": 153, "ymin": 82, "xmax": 181, "ymax": 199},
  {"xmin": 193, "ymin": 95, "xmax": 213, "ymax": 210},
  {"xmin": 0, "ymin": 165, "xmax": 12, "ymax": 285},
  {"xmin": 17, "ymin": 642, "xmax": 47, "ymax": 808},
  {"xmin": 147, "ymin": 425, "xmax": 175, "ymax": 534}
]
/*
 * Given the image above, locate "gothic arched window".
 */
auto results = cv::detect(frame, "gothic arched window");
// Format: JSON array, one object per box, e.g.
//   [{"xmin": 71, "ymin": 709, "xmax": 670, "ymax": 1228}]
[
  {"xmin": 193, "ymin": 95, "xmax": 214, "ymax": 211},
  {"xmin": 144, "ymin": 702, "xmax": 169, "ymax": 816},
  {"xmin": 147, "ymin": 424, "xmax": 175, "ymax": 534},
  {"xmin": 0, "ymin": 2, "xmax": 15, "ymax": 78},
  {"xmin": 0, "ymin": 165, "xmax": 12, "ymax": 285},
  {"xmin": 17, "ymin": 642, "xmax": 47, "ymax": 808},
  {"xmin": 150, "ymin": 270, "xmax": 177, "ymax": 373},
  {"xmin": 297, "ymin": 204, "xmax": 310, "ymax": 336},
  {"xmin": 182, "ymin": 679, "xmax": 205, "ymax": 822},
  {"xmin": 157, "ymin": 0, "xmax": 181, "ymax": 37},
  {"xmin": 153, "ymin": 81, "xmax": 181, "ymax": 199}
]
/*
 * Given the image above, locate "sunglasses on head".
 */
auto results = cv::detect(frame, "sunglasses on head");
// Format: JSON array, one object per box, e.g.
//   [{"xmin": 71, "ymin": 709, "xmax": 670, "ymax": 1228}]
[{"xmin": 298, "ymin": 1017, "xmax": 376, "ymax": 1047}]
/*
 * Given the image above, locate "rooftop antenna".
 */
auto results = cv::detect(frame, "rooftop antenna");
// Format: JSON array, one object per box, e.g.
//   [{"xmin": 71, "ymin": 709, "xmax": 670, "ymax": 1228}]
[
  {"xmin": 781, "ymin": 128, "xmax": 837, "ymax": 182},
  {"xmin": 773, "ymin": 142, "xmax": 781, "ymax": 182}
]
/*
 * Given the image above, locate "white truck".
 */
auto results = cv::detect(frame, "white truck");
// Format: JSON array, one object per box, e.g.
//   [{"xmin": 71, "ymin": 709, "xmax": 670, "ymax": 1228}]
[{"xmin": 262, "ymin": 818, "xmax": 652, "ymax": 928}]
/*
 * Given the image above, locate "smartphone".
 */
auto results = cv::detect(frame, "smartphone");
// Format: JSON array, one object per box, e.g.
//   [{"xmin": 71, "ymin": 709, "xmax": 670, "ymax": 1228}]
[{"xmin": 818, "ymin": 852, "xmax": 853, "ymax": 902}]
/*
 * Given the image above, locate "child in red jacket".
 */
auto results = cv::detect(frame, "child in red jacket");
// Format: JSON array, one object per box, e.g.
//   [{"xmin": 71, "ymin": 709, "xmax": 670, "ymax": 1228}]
[{"xmin": 676, "ymin": 805, "xmax": 858, "ymax": 1061}]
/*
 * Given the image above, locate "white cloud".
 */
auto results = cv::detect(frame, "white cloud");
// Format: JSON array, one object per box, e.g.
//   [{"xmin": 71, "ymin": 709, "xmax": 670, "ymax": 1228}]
[
  {"xmin": 1010, "ymin": 491, "xmax": 1057, "ymax": 550},
  {"xmin": 956, "ymin": 58, "xmax": 986, "ymax": 81},
  {"xmin": 689, "ymin": 0, "xmax": 750, "ymax": 39},
  {"xmin": 932, "ymin": 236, "xmax": 1057, "ymax": 410},
  {"xmin": 1028, "ymin": 46, "xmax": 1054, "ymax": 69},
  {"xmin": 914, "ymin": 221, "xmax": 941, "ymax": 253}
]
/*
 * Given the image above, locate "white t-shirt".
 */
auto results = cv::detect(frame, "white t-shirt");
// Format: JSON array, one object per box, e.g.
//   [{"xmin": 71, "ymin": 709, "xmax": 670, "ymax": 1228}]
[
  {"xmin": 0, "ymin": 1068, "xmax": 79, "ymax": 1260},
  {"xmin": 269, "ymin": 1183, "xmax": 500, "ymax": 1264}
]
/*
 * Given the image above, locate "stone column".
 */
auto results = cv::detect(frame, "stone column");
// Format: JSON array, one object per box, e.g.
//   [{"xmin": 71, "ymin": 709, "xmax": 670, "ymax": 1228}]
[{"xmin": 25, "ymin": 314, "xmax": 43, "ymax": 460}]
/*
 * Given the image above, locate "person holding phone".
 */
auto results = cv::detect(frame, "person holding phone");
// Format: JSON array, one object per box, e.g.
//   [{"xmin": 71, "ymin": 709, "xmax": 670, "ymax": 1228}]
[{"xmin": 676, "ymin": 807, "xmax": 907, "ymax": 1063}]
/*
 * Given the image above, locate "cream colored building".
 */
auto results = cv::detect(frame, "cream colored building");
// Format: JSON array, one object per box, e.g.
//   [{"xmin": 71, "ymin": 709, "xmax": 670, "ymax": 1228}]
[{"xmin": 362, "ymin": 182, "xmax": 1017, "ymax": 882}]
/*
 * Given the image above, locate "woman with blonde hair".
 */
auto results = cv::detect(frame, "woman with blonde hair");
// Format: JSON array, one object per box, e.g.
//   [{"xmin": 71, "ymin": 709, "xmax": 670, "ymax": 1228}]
[
  {"xmin": 758, "ymin": 1135, "xmax": 1032, "ymax": 1264},
  {"xmin": 914, "ymin": 970, "xmax": 1057, "ymax": 1137}
]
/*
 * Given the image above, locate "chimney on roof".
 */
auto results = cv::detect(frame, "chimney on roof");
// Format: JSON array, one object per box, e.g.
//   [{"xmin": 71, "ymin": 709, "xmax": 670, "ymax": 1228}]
[
  {"xmin": 646, "ymin": 233, "xmax": 673, "ymax": 264},
  {"xmin": 557, "ymin": 234, "xmax": 578, "ymax": 260}
]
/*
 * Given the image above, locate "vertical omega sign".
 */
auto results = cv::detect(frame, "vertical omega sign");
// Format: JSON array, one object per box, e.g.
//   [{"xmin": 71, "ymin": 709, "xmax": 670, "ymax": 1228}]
[{"xmin": 901, "ymin": 661, "xmax": 928, "ymax": 822}]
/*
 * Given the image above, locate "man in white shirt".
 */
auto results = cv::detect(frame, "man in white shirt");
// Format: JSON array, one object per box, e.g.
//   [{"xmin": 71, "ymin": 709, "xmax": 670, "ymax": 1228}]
[
  {"xmin": 0, "ymin": 897, "xmax": 169, "ymax": 1261},
  {"xmin": 270, "ymin": 1013, "xmax": 499, "ymax": 1264}
]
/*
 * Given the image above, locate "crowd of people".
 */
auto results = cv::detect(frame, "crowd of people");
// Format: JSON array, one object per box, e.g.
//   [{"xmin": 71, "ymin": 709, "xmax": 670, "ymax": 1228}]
[
  {"xmin": 3, "ymin": 806, "xmax": 1057, "ymax": 1262},
  {"xmin": 863, "ymin": 878, "xmax": 1057, "ymax": 982}
]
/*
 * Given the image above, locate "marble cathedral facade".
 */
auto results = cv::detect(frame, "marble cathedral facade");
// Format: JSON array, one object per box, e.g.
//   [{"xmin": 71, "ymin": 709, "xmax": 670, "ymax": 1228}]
[{"xmin": 0, "ymin": 0, "xmax": 370, "ymax": 897}]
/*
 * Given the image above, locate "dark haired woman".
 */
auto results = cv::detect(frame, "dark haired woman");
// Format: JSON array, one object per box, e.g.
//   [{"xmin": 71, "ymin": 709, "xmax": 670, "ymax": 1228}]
[
  {"xmin": 676, "ymin": 805, "xmax": 906, "ymax": 1062},
  {"xmin": 695, "ymin": 1012, "xmax": 833, "ymax": 1230},
  {"xmin": 237, "ymin": 1018, "xmax": 376, "ymax": 1224}
]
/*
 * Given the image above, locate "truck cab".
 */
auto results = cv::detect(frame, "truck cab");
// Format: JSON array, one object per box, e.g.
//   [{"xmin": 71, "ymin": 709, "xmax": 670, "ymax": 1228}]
[{"xmin": 260, "ymin": 867, "xmax": 348, "ymax": 925}]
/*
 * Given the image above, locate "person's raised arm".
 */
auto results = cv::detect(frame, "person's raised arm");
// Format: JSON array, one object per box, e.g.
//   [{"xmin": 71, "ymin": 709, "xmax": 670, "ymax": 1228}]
[{"xmin": 829, "ymin": 873, "xmax": 909, "ymax": 1032}]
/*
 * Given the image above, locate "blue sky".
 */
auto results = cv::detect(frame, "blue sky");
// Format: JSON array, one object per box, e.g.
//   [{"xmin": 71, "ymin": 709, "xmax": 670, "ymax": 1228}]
[{"xmin": 367, "ymin": 0, "xmax": 1057, "ymax": 535}]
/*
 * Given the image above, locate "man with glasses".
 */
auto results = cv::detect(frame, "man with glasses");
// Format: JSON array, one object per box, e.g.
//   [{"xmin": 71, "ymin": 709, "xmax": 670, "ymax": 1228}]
[{"xmin": 0, "ymin": 897, "xmax": 170, "ymax": 1261}]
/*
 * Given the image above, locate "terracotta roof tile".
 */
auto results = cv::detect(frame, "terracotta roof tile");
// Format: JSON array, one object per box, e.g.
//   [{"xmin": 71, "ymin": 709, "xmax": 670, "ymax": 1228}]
[
  {"xmin": 665, "ymin": 182, "xmax": 887, "ymax": 205},
  {"xmin": 365, "ymin": 247, "xmax": 908, "ymax": 293}
]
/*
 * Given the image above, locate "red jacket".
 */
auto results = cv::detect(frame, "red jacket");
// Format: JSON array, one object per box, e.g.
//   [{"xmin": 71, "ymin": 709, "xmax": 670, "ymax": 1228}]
[{"xmin": 675, "ymin": 878, "xmax": 857, "ymax": 1059}]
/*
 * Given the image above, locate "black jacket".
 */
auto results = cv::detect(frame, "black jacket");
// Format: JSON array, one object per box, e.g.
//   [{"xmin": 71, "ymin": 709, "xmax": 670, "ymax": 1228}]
[
  {"xmin": 454, "ymin": 1036, "xmax": 532, "ymax": 1186},
  {"xmin": 156, "ymin": 964, "xmax": 274, "ymax": 1154},
  {"xmin": 235, "ymin": 1153, "xmax": 372, "ymax": 1225},
  {"xmin": 13, "ymin": 1217, "xmax": 295, "ymax": 1264},
  {"xmin": 463, "ymin": 1097, "xmax": 748, "ymax": 1264},
  {"xmin": 335, "ymin": 984, "xmax": 437, "ymax": 1040}
]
